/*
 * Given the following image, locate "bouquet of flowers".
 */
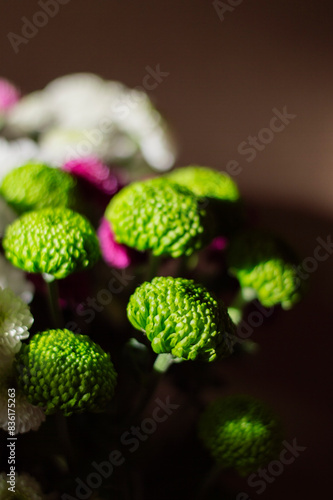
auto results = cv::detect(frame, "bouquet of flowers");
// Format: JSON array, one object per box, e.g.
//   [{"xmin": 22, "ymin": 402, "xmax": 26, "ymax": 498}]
[{"xmin": 0, "ymin": 74, "xmax": 304, "ymax": 499}]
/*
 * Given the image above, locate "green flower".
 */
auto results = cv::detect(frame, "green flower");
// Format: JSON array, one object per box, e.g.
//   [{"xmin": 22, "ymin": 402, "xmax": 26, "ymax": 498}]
[
  {"xmin": 167, "ymin": 165, "xmax": 243, "ymax": 235},
  {"xmin": 0, "ymin": 162, "xmax": 77, "ymax": 214},
  {"xmin": 227, "ymin": 230, "xmax": 303, "ymax": 309},
  {"xmin": 15, "ymin": 329, "xmax": 117, "ymax": 416},
  {"xmin": 167, "ymin": 165, "xmax": 240, "ymax": 201},
  {"xmin": 105, "ymin": 177, "xmax": 212, "ymax": 258},
  {"xmin": 198, "ymin": 395, "xmax": 283, "ymax": 475},
  {"xmin": 3, "ymin": 208, "xmax": 100, "ymax": 280},
  {"xmin": 127, "ymin": 276, "xmax": 236, "ymax": 361}
]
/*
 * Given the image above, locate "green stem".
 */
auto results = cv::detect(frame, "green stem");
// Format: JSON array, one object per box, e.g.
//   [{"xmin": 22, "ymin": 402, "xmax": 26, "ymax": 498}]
[
  {"xmin": 228, "ymin": 287, "xmax": 256, "ymax": 325},
  {"xmin": 55, "ymin": 413, "xmax": 77, "ymax": 476},
  {"xmin": 45, "ymin": 277, "xmax": 76, "ymax": 475},
  {"xmin": 43, "ymin": 274, "xmax": 63, "ymax": 328},
  {"xmin": 228, "ymin": 287, "xmax": 260, "ymax": 353},
  {"xmin": 130, "ymin": 354, "xmax": 177, "ymax": 422},
  {"xmin": 175, "ymin": 255, "xmax": 187, "ymax": 278},
  {"xmin": 153, "ymin": 353, "xmax": 177, "ymax": 373},
  {"xmin": 145, "ymin": 252, "xmax": 161, "ymax": 282}
]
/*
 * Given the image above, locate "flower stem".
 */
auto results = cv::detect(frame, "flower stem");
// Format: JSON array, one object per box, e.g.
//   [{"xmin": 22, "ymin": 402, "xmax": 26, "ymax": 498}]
[
  {"xmin": 153, "ymin": 353, "xmax": 176, "ymax": 373},
  {"xmin": 44, "ymin": 278, "xmax": 76, "ymax": 474},
  {"xmin": 145, "ymin": 252, "xmax": 161, "ymax": 281},
  {"xmin": 43, "ymin": 274, "xmax": 63, "ymax": 328},
  {"xmin": 55, "ymin": 412, "xmax": 78, "ymax": 476},
  {"xmin": 130, "ymin": 354, "xmax": 177, "ymax": 422},
  {"xmin": 228, "ymin": 287, "xmax": 256, "ymax": 325}
]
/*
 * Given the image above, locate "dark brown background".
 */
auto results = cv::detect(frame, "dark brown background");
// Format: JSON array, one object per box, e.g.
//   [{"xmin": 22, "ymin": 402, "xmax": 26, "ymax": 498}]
[{"xmin": 1, "ymin": 1, "xmax": 332, "ymax": 499}]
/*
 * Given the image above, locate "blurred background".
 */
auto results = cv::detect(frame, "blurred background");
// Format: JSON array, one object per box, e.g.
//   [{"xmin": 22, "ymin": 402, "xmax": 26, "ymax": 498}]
[
  {"xmin": 2, "ymin": 0, "xmax": 333, "ymax": 216},
  {"xmin": 1, "ymin": 1, "xmax": 332, "ymax": 498}
]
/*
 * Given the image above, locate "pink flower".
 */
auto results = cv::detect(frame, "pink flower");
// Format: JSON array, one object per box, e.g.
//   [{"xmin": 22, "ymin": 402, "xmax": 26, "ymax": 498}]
[
  {"xmin": 62, "ymin": 156, "xmax": 121, "ymax": 195},
  {"xmin": 209, "ymin": 236, "xmax": 228, "ymax": 251},
  {"xmin": 0, "ymin": 78, "xmax": 20, "ymax": 112},
  {"xmin": 98, "ymin": 218, "xmax": 141, "ymax": 269}
]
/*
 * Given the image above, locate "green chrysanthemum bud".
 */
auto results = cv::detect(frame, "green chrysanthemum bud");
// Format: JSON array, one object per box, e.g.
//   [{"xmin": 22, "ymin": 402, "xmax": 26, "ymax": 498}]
[
  {"xmin": 105, "ymin": 177, "xmax": 212, "ymax": 258},
  {"xmin": 3, "ymin": 207, "xmax": 100, "ymax": 280},
  {"xmin": 198, "ymin": 395, "xmax": 283, "ymax": 475},
  {"xmin": 127, "ymin": 276, "xmax": 236, "ymax": 361},
  {"xmin": 15, "ymin": 329, "xmax": 117, "ymax": 416},
  {"xmin": 227, "ymin": 230, "xmax": 302, "ymax": 309},
  {"xmin": 168, "ymin": 165, "xmax": 240, "ymax": 201},
  {"xmin": 167, "ymin": 165, "xmax": 243, "ymax": 235},
  {"xmin": 0, "ymin": 162, "xmax": 77, "ymax": 214}
]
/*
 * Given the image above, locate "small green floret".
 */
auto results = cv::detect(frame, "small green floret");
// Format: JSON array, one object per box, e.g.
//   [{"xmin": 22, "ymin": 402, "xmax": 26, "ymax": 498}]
[
  {"xmin": 127, "ymin": 276, "xmax": 236, "ymax": 361},
  {"xmin": 15, "ymin": 329, "xmax": 117, "ymax": 416},
  {"xmin": 0, "ymin": 162, "xmax": 77, "ymax": 214},
  {"xmin": 105, "ymin": 177, "xmax": 212, "ymax": 257},
  {"xmin": 167, "ymin": 165, "xmax": 240, "ymax": 201},
  {"xmin": 167, "ymin": 165, "xmax": 243, "ymax": 235},
  {"xmin": 227, "ymin": 230, "xmax": 303, "ymax": 309},
  {"xmin": 198, "ymin": 395, "xmax": 283, "ymax": 475},
  {"xmin": 3, "ymin": 208, "xmax": 100, "ymax": 279}
]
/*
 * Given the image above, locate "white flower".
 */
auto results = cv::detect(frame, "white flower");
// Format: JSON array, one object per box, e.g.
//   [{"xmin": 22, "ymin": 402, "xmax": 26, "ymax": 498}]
[
  {"xmin": 6, "ymin": 73, "xmax": 177, "ymax": 171},
  {"xmin": 0, "ymin": 287, "xmax": 34, "ymax": 357},
  {"xmin": 0, "ymin": 472, "xmax": 44, "ymax": 499},
  {"xmin": 46, "ymin": 73, "xmax": 112, "ymax": 129},
  {"xmin": 0, "ymin": 195, "xmax": 16, "ymax": 236},
  {"xmin": 0, "ymin": 359, "xmax": 46, "ymax": 435},
  {"xmin": 0, "ymin": 137, "xmax": 45, "ymax": 182},
  {"xmin": 0, "ymin": 255, "xmax": 34, "ymax": 303},
  {"xmin": 6, "ymin": 89, "xmax": 52, "ymax": 134},
  {"xmin": 0, "ymin": 391, "xmax": 46, "ymax": 434},
  {"xmin": 39, "ymin": 127, "xmax": 138, "ymax": 165}
]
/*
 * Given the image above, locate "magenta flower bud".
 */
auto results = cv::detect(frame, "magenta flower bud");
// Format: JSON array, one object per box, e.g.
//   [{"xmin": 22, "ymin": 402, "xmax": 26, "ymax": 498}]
[
  {"xmin": 97, "ymin": 217, "xmax": 143, "ymax": 269},
  {"xmin": 62, "ymin": 156, "xmax": 121, "ymax": 195},
  {"xmin": 0, "ymin": 78, "xmax": 20, "ymax": 112}
]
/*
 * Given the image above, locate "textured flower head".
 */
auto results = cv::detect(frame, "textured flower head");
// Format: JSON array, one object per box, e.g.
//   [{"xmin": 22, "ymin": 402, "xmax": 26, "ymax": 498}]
[
  {"xmin": 167, "ymin": 165, "xmax": 240, "ymax": 201},
  {"xmin": 106, "ymin": 177, "xmax": 212, "ymax": 258},
  {"xmin": 0, "ymin": 162, "xmax": 77, "ymax": 214},
  {"xmin": 0, "ymin": 472, "xmax": 44, "ymax": 499},
  {"xmin": 0, "ymin": 78, "xmax": 20, "ymax": 112},
  {"xmin": 227, "ymin": 230, "xmax": 303, "ymax": 309},
  {"xmin": 127, "ymin": 276, "xmax": 236, "ymax": 361},
  {"xmin": 15, "ymin": 329, "xmax": 117, "ymax": 416},
  {"xmin": 0, "ymin": 287, "xmax": 33, "ymax": 357},
  {"xmin": 62, "ymin": 156, "xmax": 121, "ymax": 195},
  {"xmin": 3, "ymin": 208, "xmax": 100, "ymax": 280},
  {"xmin": 0, "ymin": 360, "xmax": 45, "ymax": 435},
  {"xmin": 168, "ymin": 166, "xmax": 244, "ymax": 236},
  {"xmin": 198, "ymin": 395, "xmax": 283, "ymax": 475}
]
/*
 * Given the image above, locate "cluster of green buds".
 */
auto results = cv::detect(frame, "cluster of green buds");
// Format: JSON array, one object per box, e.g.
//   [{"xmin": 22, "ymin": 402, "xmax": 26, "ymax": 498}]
[
  {"xmin": 1, "ymin": 181, "xmax": 115, "ymax": 417},
  {"xmin": 167, "ymin": 165, "xmax": 244, "ymax": 235},
  {"xmin": 105, "ymin": 167, "xmax": 244, "ymax": 260},
  {"xmin": 0, "ymin": 158, "xmax": 301, "ymax": 489}
]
